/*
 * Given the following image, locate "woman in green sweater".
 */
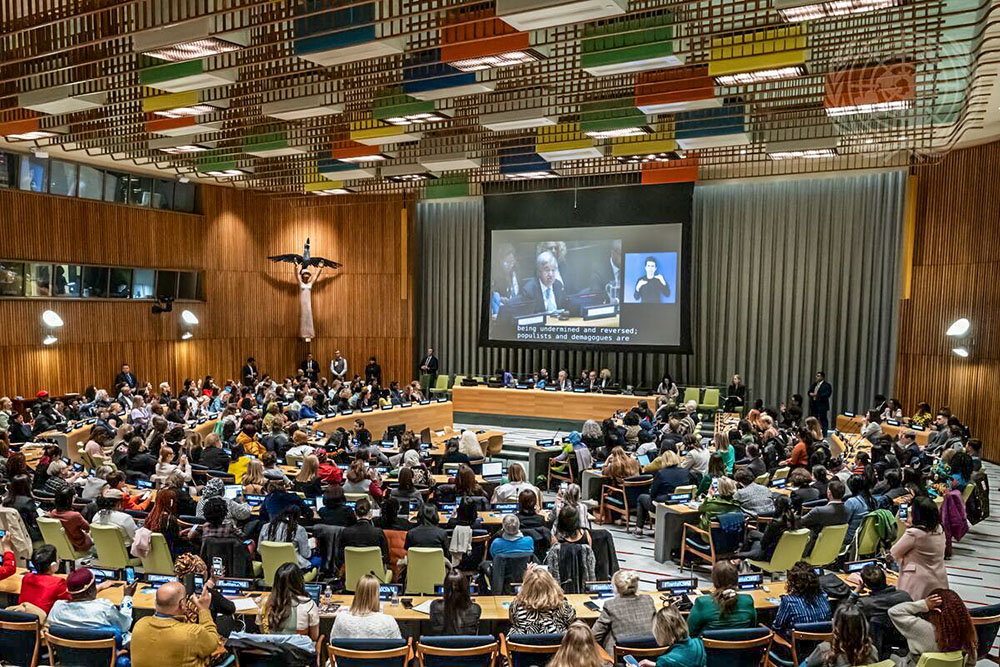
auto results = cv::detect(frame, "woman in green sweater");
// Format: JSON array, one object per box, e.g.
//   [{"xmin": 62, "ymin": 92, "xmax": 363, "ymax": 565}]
[
  {"xmin": 640, "ymin": 605, "xmax": 706, "ymax": 667},
  {"xmin": 687, "ymin": 560, "xmax": 757, "ymax": 637},
  {"xmin": 696, "ymin": 476, "xmax": 742, "ymax": 531}
]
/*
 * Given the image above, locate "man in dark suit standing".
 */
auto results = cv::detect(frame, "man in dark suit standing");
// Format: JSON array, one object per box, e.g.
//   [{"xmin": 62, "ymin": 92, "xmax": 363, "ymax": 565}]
[
  {"xmin": 419, "ymin": 348, "xmax": 439, "ymax": 381},
  {"xmin": 520, "ymin": 251, "xmax": 566, "ymax": 314},
  {"xmin": 114, "ymin": 363, "xmax": 136, "ymax": 391},
  {"xmin": 299, "ymin": 353, "xmax": 320, "ymax": 383},
  {"xmin": 365, "ymin": 356, "xmax": 382, "ymax": 386},
  {"xmin": 807, "ymin": 371, "xmax": 833, "ymax": 433},
  {"xmin": 241, "ymin": 357, "xmax": 259, "ymax": 387}
]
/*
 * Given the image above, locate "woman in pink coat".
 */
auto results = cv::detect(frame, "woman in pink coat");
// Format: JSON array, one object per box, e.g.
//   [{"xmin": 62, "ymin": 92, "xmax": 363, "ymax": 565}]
[{"xmin": 891, "ymin": 495, "xmax": 948, "ymax": 600}]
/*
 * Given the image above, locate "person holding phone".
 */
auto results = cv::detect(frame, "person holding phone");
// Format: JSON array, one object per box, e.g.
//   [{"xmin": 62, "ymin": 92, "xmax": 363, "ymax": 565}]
[
  {"xmin": 0, "ymin": 532, "xmax": 16, "ymax": 582},
  {"xmin": 638, "ymin": 606, "xmax": 706, "ymax": 667},
  {"xmin": 130, "ymin": 582, "xmax": 219, "ymax": 667},
  {"xmin": 47, "ymin": 568, "xmax": 136, "ymax": 644}
]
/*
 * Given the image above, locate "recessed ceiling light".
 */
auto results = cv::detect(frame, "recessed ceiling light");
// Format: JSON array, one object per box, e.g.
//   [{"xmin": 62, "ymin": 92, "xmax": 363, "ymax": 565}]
[
  {"xmin": 714, "ymin": 65, "xmax": 807, "ymax": 86},
  {"xmin": 583, "ymin": 126, "xmax": 652, "ymax": 139},
  {"xmin": 144, "ymin": 37, "xmax": 242, "ymax": 62},
  {"xmin": 159, "ymin": 145, "xmax": 208, "ymax": 154},
  {"xmin": 449, "ymin": 48, "xmax": 549, "ymax": 72},
  {"xmin": 205, "ymin": 169, "xmax": 245, "ymax": 177}
]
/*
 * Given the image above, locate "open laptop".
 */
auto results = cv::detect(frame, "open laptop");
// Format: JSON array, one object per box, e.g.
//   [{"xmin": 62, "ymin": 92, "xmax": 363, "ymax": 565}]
[
  {"xmin": 420, "ymin": 428, "xmax": 432, "ymax": 444},
  {"xmin": 482, "ymin": 461, "xmax": 504, "ymax": 481}
]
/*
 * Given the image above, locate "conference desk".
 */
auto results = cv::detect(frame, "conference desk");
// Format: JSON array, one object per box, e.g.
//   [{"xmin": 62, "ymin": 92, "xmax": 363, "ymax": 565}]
[
  {"xmin": 0, "ymin": 569, "xmax": 811, "ymax": 620},
  {"xmin": 835, "ymin": 413, "xmax": 931, "ymax": 446},
  {"xmin": 453, "ymin": 385, "xmax": 643, "ymax": 423},
  {"xmin": 41, "ymin": 418, "xmax": 220, "ymax": 464},
  {"xmin": 310, "ymin": 401, "xmax": 455, "ymax": 442}
]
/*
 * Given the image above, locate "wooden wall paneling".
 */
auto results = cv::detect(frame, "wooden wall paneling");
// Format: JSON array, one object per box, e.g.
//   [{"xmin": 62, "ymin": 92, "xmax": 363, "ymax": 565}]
[
  {"xmin": 896, "ymin": 141, "xmax": 1000, "ymax": 462},
  {"xmin": 0, "ymin": 185, "xmax": 415, "ymax": 401}
]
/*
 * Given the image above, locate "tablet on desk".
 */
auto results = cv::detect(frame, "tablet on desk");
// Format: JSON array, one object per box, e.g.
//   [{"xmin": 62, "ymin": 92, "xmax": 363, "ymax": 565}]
[{"xmin": 637, "ymin": 454, "xmax": 651, "ymax": 467}]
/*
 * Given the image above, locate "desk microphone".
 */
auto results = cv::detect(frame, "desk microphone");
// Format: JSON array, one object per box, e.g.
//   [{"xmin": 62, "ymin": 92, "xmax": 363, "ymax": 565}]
[{"xmin": 369, "ymin": 569, "xmax": 387, "ymax": 584}]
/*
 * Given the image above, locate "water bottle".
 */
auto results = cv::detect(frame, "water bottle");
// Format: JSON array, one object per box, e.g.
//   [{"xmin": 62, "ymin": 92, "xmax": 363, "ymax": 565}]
[
  {"xmin": 322, "ymin": 585, "xmax": 333, "ymax": 610},
  {"xmin": 390, "ymin": 586, "xmax": 400, "ymax": 607}
]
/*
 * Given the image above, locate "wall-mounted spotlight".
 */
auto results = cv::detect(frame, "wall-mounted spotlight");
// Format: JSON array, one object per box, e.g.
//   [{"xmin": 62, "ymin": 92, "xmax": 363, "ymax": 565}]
[
  {"xmin": 42, "ymin": 310, "xmax": 64, "ymax": 328},
  {"xmin": 41, "ymin": 309, "xmax": 62, "ymax": 345},
  {"xmin": 946, "ymin": 318, "xmax": 970, "ymax": 337},
  {"xmin": 952, "ymin": 347, "xmax": 970, "ymax": 358},
  {"xmin": 181, "ymin": 331, "xmax": 193, "ymax": 340},
  {"xmin": 181, "ymin": 310, "xmax": 199, "ymax": 326}
]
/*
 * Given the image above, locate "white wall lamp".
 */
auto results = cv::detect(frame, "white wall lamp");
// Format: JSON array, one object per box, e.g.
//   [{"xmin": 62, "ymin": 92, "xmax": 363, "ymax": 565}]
[{"xmin": 41, "ymin": 309, "xmax": 63, "ymax": 345}]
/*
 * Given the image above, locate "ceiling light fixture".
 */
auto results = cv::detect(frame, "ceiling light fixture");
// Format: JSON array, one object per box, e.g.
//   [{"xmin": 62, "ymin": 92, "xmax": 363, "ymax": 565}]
[
  {"xmin": 450, "ymin": 49, "xmax": 548, "ymax": 72},
  {"xmin": 709, "ymin": 26, "xmax": 809, "ymax": 87},
  {"xmin": 946, "ymin": 318, "xmax": 971, "ymax": 336},
  {"xmin": 584, "ymin": 126, "xmax": 652, "ymax": 139},
  {"xmin": 178, "ymin": 176, "xmax": 191, "ymax": 183},
  {"xmin": 613, "ymin": 151, "xmax": 686, "ymax": 164},
  {"xmin": 714, "ymin": 65, "xmax": 807, "ymax": 86},
  {"xmin": 580, "ymin": 13, "xmax": 683, "ymax": 77},
  {"xmin": 768, "ymin": 148, "xmax": 838, "ymax": 160},
  {"xmin": 382, "ymin": 163, "xmax": 439, "ymax": 182},
  {"xmin": 143, "ymin": 37, "xmax": 242, "ymax": 62},
  {"xmin": 825, "ymin": 100, "xmax": 913, "ymax": 116},
  {"xmin": 261, "ymin": 94, "xmax": 343, "ymax": 121},
  {"xmin": 500, "ymin": 149, "xmax": 559, "ymax": 179},
  {"xmin": 480, "ymin": 109, "xmax": 558, "ymax": 132},
  {"xmin": 775, "ymin": 0, "xmax": 905, "ymax": 22},
  {"xmin": 159, "ymin": 144, "xmax": 208, "ymax": 154},
  {"xmin": 8, "ymin": 130, "xmax": 59, "ymax": 141},
  {"xmin": 153, "ymin": 104, "xmax": 220, "ymax": 119},
  {"xmin": 497, "ymin": 0, "xmax": 628, "ymax": 31},
  {"xmin": 205, "ymin": 169, "xmax": 245, "ymax": 177}
]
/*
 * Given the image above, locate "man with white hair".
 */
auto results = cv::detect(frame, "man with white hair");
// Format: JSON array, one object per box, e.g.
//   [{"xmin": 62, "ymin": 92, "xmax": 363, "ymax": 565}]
[
  {"xmin": 522, "ymin": 251, "xmax": 566, "ymax": 314},
  {"xmin": 489, "ymin": 514, "xmax": 535, "ymax": 558}
]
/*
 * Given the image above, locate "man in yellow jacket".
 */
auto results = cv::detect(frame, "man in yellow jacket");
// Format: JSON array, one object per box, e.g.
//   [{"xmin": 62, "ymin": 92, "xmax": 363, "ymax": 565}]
[{"xmin": 130, "ymin": 581, "xmax": 220, "ymax": 667}]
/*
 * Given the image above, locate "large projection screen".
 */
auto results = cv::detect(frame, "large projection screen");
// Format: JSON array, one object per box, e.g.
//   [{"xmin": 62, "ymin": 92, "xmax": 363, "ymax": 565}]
[{"xmin": 481, "ymin": 183, "xmax": 693, "ymax": 353}]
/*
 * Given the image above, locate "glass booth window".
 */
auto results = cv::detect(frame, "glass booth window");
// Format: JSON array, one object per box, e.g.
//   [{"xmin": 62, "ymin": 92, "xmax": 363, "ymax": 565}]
[
  {"xmin": 24, "ymin": 263, "xmax": 52, "ymax": 297},
  {"xmin": 53, "ymin": 264, "xmax": 81, "ymax": 296},
  {"xmin": 177, "ymin": 271, "xmax": 200, "ymax": 300},
  {"xmin": 18, "ymin": 156, "xmax": 48, "ymax": 193},
  {"xmin": 133, "ymin": 269, "xmax": 155, "ymax": 299},
  {"xmin": 49, "ymin": 160, "xmax": 78, "ymax": 197},
  {"xmin": 155, "ymin": 270, "xmax": 178, "ymax": 299},
  {"xmin": 109, "ymin": 268, "xmax": 132, "ymax": 298},
  {"xmin": 78, "ymin": 165, "xmax": 103, "ymax": 200},
  {"xmin": 0, "ymin": 262, "xmax": 25, "ymax": 296},
  {"xmin": 103, "ymin": 171, "xmax": 129, "ymax": 203},
  {"xmin": 82, "ymin": 266, "xmax": 109, "ymax": 298}
]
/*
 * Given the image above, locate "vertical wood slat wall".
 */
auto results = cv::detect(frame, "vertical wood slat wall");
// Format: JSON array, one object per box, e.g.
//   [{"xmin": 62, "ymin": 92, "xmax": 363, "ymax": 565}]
[
  {"xmin": 896, "ymin": 140, "xmax": 1000, "ymax": 462},
  {"xmin": 0, "ymin": 186, "xmax": 415, "ymax": 398}
]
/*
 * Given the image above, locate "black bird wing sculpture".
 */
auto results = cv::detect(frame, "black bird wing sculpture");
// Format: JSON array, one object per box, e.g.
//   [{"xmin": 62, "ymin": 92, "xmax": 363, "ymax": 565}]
[{"xmin": 267, "ymin": 237, "xmax": 342, "ymax": 269}]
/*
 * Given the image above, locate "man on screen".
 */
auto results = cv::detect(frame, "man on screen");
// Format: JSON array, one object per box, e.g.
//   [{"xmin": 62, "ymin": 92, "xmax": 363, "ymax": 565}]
[{"xmin": 521, "ymin": 251, "xmax": 566, "ymax": 314}]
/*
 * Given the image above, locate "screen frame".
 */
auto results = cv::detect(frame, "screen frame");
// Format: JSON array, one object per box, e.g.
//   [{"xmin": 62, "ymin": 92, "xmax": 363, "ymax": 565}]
[{"xmin": 480, "ymin": 183, "xmax": 694, "ymax": 353}]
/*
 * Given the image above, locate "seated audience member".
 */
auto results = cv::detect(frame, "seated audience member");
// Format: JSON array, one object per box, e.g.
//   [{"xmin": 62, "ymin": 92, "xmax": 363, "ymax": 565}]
[
  {"xmin": 318, "ymin": 485, "xmax": 357, "ymax": 528},
  {"xmin": 508, "ymin": 565, "xmax": 578, "ymax": 634},
  {"xmin": 261, "ymin": 451, "xmax": 291, "ymax": 483},
  {"xmin": 198, "ymin": 433, "xmax": 231, "ymax": 472},
  {"xmin": 428, "ymin": 571, "xmax": 482, "ymax": 635},
  {"xmin": 604, "ymin": 446, "xmax": 640, "ymax": 484},
  {"xmin": 187, "ymin": 496, "xmax": 243, "ymax": 542},
  {"xmin": 773, "ymin": 561, "xmax": 831, "ymax": 638},
  {"xmin": 639, "ymin": 606, "xmax": 707, "ymax": 667},
  {"xmin": 489, "ymin": 514, "xmax": 534, "ymax": 558},
  {"xmin": 91, "ymin": 488, "xmax": 138, "ymax": 546},
  {"xmin": 240, "ymin": 458, "xmax": 267, "ymax": 495},
  {"xmin": 343, "ymin": 459, "xmax": 383, "ymax": 499},
  {"xmin": 80, "ymin": 465, "xmax": 113, "ymax": 500},
  {"xmin": 733, "ymin": 467, "xmax": 775, "ymax": 517},
  {"xmin": 454, "ymin": 464, "xmax": 488, "ymax": 502},
  {"xmin": 697, "ymin": 476, "xmax": 741, "ymax": 530},
  {"xmin": 44, "ymin": 459, "xmax": 85, "ymax": 494},
  {"xmin": 293, "ymin": 454, "xmax": 324, "ymax": 498},
  {"xmin": 688, "ymin": 560, "xmax": 757, "ymax": 636},
  {"xmin": 0, "ymin": 533, "xmax": 15, "ymax": 582},
  {"xmin": 852, "ymin": 564, "xmax": 912, "ymax": 659},
  {"xmin": 738, "ymin": 494, "xmax": 798, "ymax": 561},
  {"xmin": 390, "ymin": 466, "xmax": 424, "ymax": 510},
  {"xmin": 259, "ymin": 562, "xmax": 320, "ymax": 640},
  {"xmin": 681, "ymin": 436, "xmax": 710, "ymax": 475},
  {"xmin": 405, "ymin": 504, "xmax": 451, "ymax": 560},
  {"xmin": 339, "ymin": 497, "xmax": 389, "ymax": 567},
  {"xmin": 516, "ymin": 489, "xmax": 547, "ymax": 530},
  {"xmin": 19, "ymin": 545, "xmax": 71, "ymax": 614},
  {"xmin": 636, "ymin": 450, "xmax": 691, "ymax": 535},
  {"xmin": 49, "ymin": 485, "xmax": 93, "ymax": 552},
  {"xmin": 329, "ymin": 574, "xmax": 402, "ymax": 639},
  {"xmin": 492, "ymin": 463, "xmax": 540, "ymax": 504},
  {"xmin": 261, "ymin": 506, "xmax": 313, "ymax": 570},
  {"xmin": 123, "ymin": 437, "xmax": 158, "ymax": 478},
  {"xmin": 545, "ymin": 505, "xmax": 596, "ymax": 583},
  {"xmin": 552, "ymin": 482, "xmax": 590, "ymax": 531},
  {"xmin": 889, "ymin": 589, "xmax": 977, "ymax": 667},
  {"xmin": 47, "ymin": 567, "xmax": 136, "ymax": 643},
  {"xmin": 591, "ymin": 569, "xmax": 657, "ymax": 653},
  {"xmin": 130, "ymin": 582, "xmax": 219, "ymax": 667},
  {"xmin": 804, "ymin": 601, "xmax": 878, "ymax": 667},
  {"xmin": 6, "ymin": 474, "xmax": 42, "ymax": 540},
  {"xmin": 801, "ymin": 479, "xmax": 848, "ymax": 550},
  {"xmin": 843, "ymin": 474, "xmax": 875, "ymax": 544},
  {"xmin": 743, "ymin": 444, "xmax": 767, "ymax": 478},
  {"xmin": 173, "ymin": 554, "xmax": 238, "ymax": 636},
  {"xmin": 459, "ymin": 429, "xmax": 484, "ymax": 459},
  {"xmin": 891, "ymin": 495, "xmax": 948, "ymax": 599},
  {"xmin": 787, "ymin": 468, "xmax": 821, "ymax": 510},
  {"xmin": 550, "ymin": 622, "xmax": 606, "ymax": 667},
  {"xmin": 156, "ymin": 447, "xmax": 192, "ymax": 483},
  {"xmin": 195, "ymin": 477, "xmax": 252, "ymax": 524},
  {"xmin": 260, "ymin": 478, "xmax": 309, "ymax": 523},
  {"xmin": 445, "ymin": 497, "xmax": 482, "ymax": 531},
  {"xmin": 165, "ymin": 470, "xmax": 198, "ymax": 517},
  {"xmin": 441, "ymin": 437, "xmax": 471, "ymax": 467},
  {"xmin": 377, "ymin": 495, "xmax": 414, "ymax": 531}
]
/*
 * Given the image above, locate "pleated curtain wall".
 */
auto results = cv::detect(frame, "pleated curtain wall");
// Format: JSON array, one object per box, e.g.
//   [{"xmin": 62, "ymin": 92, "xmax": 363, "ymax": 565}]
[{"xmin": 416, "ymin": 170, "xmax": 906, "ymax": 415}]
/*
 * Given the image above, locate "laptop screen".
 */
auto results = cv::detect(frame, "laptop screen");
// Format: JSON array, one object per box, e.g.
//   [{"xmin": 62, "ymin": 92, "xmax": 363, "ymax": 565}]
[
  {"xmin": 845, "ymin": 559, "xmax": 881, "ymax": 573},
  {"xmin": 482, "ymin": 462, "xmax": 503, "ymax": 478}
]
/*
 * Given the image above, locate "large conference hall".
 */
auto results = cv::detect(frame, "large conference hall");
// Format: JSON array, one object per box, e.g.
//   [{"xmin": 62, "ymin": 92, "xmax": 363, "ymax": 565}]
[{"xmin": 0, "ymin": 1, "xmax": 996, "ymax": 666}]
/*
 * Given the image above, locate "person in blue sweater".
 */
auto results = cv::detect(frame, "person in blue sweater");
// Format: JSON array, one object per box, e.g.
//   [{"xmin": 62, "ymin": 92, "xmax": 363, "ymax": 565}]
[
  {"xmin": 640, "ymin": 605, "xmax": 706, "ymax": 667},
  {"xmin": 635, "ymin": 451, "xmax": 693, "ymax": 535},
  {"xmin": 489, "ymin": 515, "xmax": 535, "ymax": 558}
]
